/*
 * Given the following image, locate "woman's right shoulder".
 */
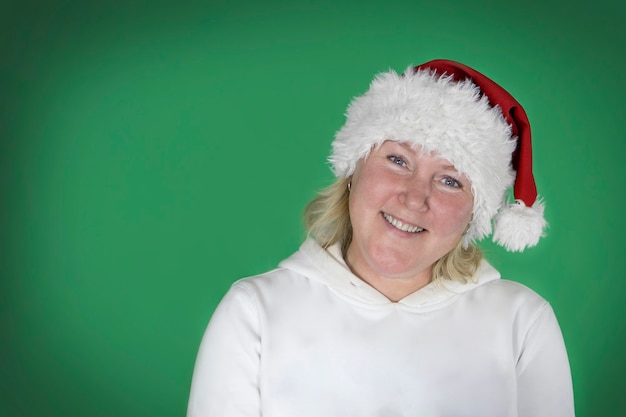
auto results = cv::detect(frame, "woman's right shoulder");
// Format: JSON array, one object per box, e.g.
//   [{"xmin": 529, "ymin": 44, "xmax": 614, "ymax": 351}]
[
  {"xmin": 232, "ymin": 266, "xmax": 301, "ymax": 288},
  {"xmin": 205, "ymin": 268, "xmax": 302, "ymax": 328},
  {"xmin": 224, "ymin": 267, "xmax": 312, "ymax": 304}
]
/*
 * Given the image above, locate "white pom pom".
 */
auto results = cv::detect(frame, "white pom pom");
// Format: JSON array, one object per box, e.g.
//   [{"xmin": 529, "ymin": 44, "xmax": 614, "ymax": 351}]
[{"xmin": 492, "ymin": 199, "xmax": 547, "ymax": 252}]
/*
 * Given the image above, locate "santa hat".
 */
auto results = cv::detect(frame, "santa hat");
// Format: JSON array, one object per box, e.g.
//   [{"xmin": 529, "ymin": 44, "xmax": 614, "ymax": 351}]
[{"xmin": 330, "ymin": 59, "xmax": 546, "ymax": 252}]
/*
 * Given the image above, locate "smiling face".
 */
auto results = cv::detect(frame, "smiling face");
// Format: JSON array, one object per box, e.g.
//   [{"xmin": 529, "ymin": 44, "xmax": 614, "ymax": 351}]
[{"xmin": 345, "ymin": 141, "xmax": 474, "ymax": 299}]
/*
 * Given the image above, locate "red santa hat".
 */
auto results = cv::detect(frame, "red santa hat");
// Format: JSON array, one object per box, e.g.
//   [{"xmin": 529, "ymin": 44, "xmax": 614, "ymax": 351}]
[{"xmin": 330, "ymin": 59, "xmax": 547, "ymax": 252}]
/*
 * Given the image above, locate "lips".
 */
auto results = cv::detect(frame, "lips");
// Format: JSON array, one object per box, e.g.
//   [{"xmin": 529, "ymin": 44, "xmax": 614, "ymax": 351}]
[{"xmin": 382, "ymin": 212, "xmax": 425, "ymax": 233}]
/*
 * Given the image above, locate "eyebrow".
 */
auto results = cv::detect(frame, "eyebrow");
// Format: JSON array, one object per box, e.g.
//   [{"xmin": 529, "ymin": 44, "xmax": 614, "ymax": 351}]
[
  {"xmin": 393, "ymin": 142, "xmax": 463, "ymax": 173},
  {"xmin": 397, "ymin": 142, "xmax": 413, "ymax": 151}
]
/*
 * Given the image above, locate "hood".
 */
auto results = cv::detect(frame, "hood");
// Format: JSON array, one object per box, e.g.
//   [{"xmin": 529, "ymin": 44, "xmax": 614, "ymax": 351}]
[{"xmin": 278, "ymin": 238, "xmax": 501, "ymax": 312}]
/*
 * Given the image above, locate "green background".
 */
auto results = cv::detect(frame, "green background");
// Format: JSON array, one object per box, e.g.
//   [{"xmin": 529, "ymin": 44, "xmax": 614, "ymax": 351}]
[{"xmin": 1, "ymin": 0, "xmax": 624, "ymax": 415}]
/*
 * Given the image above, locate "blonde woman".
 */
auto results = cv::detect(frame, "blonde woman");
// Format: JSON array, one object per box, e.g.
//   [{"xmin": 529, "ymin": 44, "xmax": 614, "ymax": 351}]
[{"xmin": 187, "ymin": 59, "xmax": 574, "ymax": 417}]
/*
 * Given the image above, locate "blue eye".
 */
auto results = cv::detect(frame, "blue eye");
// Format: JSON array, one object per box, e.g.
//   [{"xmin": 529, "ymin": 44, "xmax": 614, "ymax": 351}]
[
  {"xmin": 442, "ymin": 177, "xmax": 461, "ymax": 188},
  {"xmin": 388, "ymin": 155, "xmax": 407, "ymax": 167}
]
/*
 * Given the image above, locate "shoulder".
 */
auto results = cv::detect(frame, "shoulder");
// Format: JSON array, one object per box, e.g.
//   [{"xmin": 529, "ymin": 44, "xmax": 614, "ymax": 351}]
[
  {"xmin": 206, "ymin": 268, "xmax": 309, "ymax": 331},
  {"xmin": 463, "ymin": 261, "xmax": 551, "ymax": 315},
  {"xmin": 461, "ymin": 278, "xmax": 553, "ymax": 328},
  {"xmin": 480, "ymin": 279, "xmax": 546, "ymax": 304},
  {"xmin": 470, "ymin": 261, "xmax": 547, "ymax": 306},
  {"xmin": 232, "ymin": 267, "xmax": 309, "ymax": 293},
  {"xmin": 222, "ymin": 267, "xmax": 316, "ymax": 310}
]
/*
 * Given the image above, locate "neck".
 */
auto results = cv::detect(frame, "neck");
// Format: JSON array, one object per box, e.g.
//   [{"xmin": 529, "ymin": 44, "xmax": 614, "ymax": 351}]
[{"xmin": 344, "ymin": 258, "xmax": 432, "ymax": 302}]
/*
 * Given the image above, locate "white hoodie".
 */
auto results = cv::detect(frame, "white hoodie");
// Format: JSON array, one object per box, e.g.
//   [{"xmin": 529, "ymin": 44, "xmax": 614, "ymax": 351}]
[{"xmin": 187, "ymin": 238, "xmax": 574, "ymax": 417}]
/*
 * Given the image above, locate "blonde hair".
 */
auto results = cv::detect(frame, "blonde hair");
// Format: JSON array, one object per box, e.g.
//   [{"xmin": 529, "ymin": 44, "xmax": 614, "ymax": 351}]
[{"xmin": 303, "ymin": 178, "xmax": 483, "ymax": 283}]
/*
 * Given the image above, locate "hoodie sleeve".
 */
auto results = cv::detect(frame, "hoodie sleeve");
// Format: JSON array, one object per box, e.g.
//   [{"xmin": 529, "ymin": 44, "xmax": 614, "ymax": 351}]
[
  {"xmin": 516, "ymin": 303, "xmax": 575, "ymax": 417},
  {"xmin": 187, "ymin": 284, "xmax": 262, "ymax": 417}
]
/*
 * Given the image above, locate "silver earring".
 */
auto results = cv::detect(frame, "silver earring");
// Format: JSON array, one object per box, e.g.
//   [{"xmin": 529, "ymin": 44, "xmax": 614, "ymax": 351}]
[{"xmin": 347, "ymin": 181, "xmax": 352, "ymax": 192}]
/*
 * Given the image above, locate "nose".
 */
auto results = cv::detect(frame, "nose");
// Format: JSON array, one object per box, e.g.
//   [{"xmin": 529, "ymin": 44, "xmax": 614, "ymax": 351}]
[{"xmin": 400, "ymin": 176, "xmax": 430, "ymax": 211}]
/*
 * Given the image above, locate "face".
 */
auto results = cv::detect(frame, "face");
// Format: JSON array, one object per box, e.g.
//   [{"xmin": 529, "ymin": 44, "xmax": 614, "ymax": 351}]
[{"xmin": 346, "ymin": 141, "xmax": 474, "ymax": 288}]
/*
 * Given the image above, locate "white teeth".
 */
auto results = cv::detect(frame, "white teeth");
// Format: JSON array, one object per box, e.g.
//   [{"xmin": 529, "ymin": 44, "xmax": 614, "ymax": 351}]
[{"xmin": 383, "ymin": 213, "xmax": 424, "ymax": 233}]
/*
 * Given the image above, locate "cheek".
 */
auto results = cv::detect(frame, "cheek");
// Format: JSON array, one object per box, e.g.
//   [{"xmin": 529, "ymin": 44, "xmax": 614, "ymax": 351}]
[
  {"xmin": 436, "ymin": 196, "xmax": 473, "ymax": 232},
  {"xmin": 352, "ymin": 168, "xmax": 397, "ymax": 207}
]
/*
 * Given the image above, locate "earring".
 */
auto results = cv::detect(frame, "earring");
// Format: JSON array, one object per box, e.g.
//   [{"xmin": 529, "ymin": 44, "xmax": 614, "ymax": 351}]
[{"xmin": 347, "ymin": 180, "xmax": 352, "ymax": 192}]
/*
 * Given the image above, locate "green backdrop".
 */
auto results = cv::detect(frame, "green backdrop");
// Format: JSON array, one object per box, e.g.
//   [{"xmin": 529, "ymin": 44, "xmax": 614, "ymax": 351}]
[{"xmin": 1, "ymin": 0, "xmax": 624, "ymax": 415}]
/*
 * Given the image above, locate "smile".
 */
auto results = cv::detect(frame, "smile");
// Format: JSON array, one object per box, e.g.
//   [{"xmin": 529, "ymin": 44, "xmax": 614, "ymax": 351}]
[{"xmin": 382, "ymin": 212, "xmax": 424, "ymax": 233}]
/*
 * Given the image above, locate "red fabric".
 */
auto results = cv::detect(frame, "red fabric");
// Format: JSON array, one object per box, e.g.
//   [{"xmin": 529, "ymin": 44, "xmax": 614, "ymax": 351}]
[{"xmin": 414, "ymin": 60, "xmax": 538, "ymax": 207}]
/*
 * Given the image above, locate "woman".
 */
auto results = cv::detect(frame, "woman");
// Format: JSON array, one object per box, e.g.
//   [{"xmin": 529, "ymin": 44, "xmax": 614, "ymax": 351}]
[{"xmin": 187, "ymin": 59, "xmax": 575, "ymax": 416}]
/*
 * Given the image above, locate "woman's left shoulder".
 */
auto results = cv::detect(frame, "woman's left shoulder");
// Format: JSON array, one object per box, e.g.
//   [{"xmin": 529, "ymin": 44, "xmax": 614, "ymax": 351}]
[
  {"xmin": 463, "ymin": 278, "xmax": 562, "ymax": 339},
  {"xmin": 470, "ymin": 261, "xmax": 547, "ymax": 304},
  {"xmin": 471, "ymin": 276, "xmax": 552, "ymax": 318},
  {"xmin": 485, "ymin": 278, "xmax": 544, "ymax": 298}
]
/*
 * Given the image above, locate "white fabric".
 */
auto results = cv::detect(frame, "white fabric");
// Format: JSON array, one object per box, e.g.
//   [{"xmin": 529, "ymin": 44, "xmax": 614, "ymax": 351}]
[{"xmin": 187, "ymin": 238, "xmax": 574, "ymax": 417}]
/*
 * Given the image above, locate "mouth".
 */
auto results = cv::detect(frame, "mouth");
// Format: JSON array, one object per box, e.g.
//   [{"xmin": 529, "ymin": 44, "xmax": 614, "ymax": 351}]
[{"xmin": 382, "ymin": 212, "xmax": 425, "ymax": 233}]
